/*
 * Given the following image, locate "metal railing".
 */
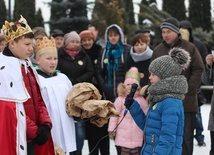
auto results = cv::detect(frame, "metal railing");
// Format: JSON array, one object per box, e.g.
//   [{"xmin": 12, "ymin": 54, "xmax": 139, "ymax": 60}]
[{"xmin": 201, "ymin": 85, "xmax": 214, "ymax": 90}]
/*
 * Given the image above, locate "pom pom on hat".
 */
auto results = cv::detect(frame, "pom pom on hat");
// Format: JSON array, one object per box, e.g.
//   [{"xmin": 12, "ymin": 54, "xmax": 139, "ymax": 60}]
[
  {"xmin": 64, "ymin": 31, "xmax": 80, "ymax": 46},
  {"xmin": 149, "ymin": 47, "xmax": 191, "ymax": 79},
  {"xmin": 160, "ymin": 17, "xmax": 180, "ymax": 34},
  {"xmin": 79, "ymin": 30, "xmax": 95, "ymax": 41}
]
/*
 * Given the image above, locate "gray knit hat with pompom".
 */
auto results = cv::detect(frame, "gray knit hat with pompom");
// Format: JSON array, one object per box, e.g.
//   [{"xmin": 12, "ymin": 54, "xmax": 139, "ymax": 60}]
[{"xmin": 149, "ymin": 47, "xmax": 191, "ymax": 79}]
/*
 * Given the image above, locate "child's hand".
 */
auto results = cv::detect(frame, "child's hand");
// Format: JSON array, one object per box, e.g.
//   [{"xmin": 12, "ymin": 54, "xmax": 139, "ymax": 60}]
[
  {"xmin": 109, "ymin": 131, "xmax": 116, "ymax": 140},
  {"xmin": 124, "ymin": 95, "xmax": 134, "ymax": 110}
]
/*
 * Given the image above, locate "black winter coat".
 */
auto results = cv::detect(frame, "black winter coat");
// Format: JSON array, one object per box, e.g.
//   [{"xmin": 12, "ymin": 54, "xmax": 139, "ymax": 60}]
[
  {"xmin": 126, "ymin": 52, "xmax": 151, "ymax": 87},
  {"xmin": 57, "ymin": 48, "xmax": 94, "ymax": 85}
]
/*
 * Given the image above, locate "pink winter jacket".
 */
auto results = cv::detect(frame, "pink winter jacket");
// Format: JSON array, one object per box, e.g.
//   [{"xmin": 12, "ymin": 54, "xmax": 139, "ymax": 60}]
[{"xmin": 108, "ymin": 94, "xmax": 148, "ymax": 148}]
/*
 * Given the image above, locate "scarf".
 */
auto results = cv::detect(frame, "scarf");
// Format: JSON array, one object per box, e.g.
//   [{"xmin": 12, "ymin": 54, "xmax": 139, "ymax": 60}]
[
  {"xmin": 148, "ymin": 75, "xmax": 188, "ymax": 103},
  {"xmin": 64, "ymin": 47, "xmax": 81, "ymax": 59},
  {"xmin": 130, "ymin": 46, "xmax": 153, "ymax": 62},
  {"xmin": 105, "ymin": 41, "xmax": 124, "ymax": 87}
]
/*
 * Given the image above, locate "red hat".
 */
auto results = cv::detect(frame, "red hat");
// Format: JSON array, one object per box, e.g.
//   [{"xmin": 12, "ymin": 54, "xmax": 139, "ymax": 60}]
[{"xmin": 79, "ymin": 30, "xmax": 95, "ymax": 41}]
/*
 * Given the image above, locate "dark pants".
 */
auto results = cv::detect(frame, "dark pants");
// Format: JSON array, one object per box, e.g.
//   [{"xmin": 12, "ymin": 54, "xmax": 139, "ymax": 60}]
[
  {"xmin": 87, "ymin": 122, "xmax": 110, "ymax": 155},
  {"xmin": 182, "ymin": 112, "xmax": 196, "ymax": 155},
  {"xmin": 27, "ymin": 141, "xmax": 36, "ymax": 155},
  {"xmin": 116, "ymin": 145, "xmax": 121, "ymax": 155},
  {"xmin": 194, "ymin": 107, "xmax": 205, "ymax": 142},
  {"xmin": 88, "ymin": 135, "xmax": 109, "ymax": 155},
  {"xmin": 210, "ymin": 131, "xmax": 214, "ymax": 155}
]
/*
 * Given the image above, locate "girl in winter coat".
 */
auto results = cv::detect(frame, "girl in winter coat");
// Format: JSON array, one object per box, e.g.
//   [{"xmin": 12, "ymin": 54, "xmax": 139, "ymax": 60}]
[
  {"xmin": 108, "ymin": 67, "xmax": 148, "ymax": 155},
  {"xmin": 124, "ymin": 48, "xmax": 190, "ymax": 155},
  {"xmin": 96, "ymin": 24, "xmax": 131, "ymax": 103}
]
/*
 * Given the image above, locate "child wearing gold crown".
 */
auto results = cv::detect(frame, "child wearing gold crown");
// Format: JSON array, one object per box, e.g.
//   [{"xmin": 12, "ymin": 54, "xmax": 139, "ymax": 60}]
[
  {"xmin": 0, "ymin": 16, "xmax": 54, "ymax": 155},
  {"xmin": 108, "ymin": 67, "xmax": 148, "ymax": 155},
  {"xmin": 34, "ymin": 36, "xmax": 76, "ymax": 154}
]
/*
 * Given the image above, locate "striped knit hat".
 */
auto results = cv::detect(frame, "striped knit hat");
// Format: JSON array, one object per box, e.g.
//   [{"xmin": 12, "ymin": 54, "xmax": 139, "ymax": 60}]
[{"xmin": 160, "ymin": 17, "xmax": 180, "ymax": 34}]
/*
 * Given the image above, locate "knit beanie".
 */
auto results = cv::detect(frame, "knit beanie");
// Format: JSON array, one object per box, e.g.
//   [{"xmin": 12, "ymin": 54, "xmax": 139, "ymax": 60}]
[
  {"xmin": 79, "ymin": 30, "xmax": 95, "ymax": 41},
  {"xmin": 124, "ymin": 67, "xmax": 140, "ymax": 86},
  {"xmin": 160, "ymin": 17, "xmax": 180, "ymax": 34},
  {"xmin": 64, "ymin": 31, "xmax": 80, "ymax": 46},
  {"xmin": 149, "ymin": 48, "xmax": 191, "ymax": 79}
]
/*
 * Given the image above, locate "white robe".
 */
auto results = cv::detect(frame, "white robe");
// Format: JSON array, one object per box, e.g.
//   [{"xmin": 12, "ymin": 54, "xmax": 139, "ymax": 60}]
[{"xmin": 38, "ymin": 72, "xmax": 76, "ymax": 152}]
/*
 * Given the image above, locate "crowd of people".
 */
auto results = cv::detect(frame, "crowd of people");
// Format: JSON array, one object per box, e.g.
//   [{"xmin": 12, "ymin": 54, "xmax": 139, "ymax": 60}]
[{"xmin": 0, "ymin": 15, "xmax": 212, "ymax": 155}]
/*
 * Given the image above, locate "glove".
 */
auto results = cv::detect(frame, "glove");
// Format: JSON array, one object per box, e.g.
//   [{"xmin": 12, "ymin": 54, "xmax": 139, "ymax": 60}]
[
  {"xmin": 124, "ymin": 95, "xmax": 134, "ymax": 110},
  {"xmin": 34, "ymin": 124, "xmax": 51, "ymax": 145}
]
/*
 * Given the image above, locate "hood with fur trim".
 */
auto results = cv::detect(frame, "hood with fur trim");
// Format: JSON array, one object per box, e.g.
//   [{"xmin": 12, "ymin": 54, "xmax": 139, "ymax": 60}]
[{"xmin": 179, "ymin": 20, "xmax": 194, "ymax": 42}]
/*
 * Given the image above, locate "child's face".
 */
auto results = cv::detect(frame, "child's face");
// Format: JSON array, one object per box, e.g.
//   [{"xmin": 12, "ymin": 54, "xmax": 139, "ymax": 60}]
[
  {"xmin": 133, "ymin": 40, "xmax": 147, "ymax": 54},
  {"xmin": 10, "ymin": 37, "xmax": 34, "ymax": 59},
  {"xmin": 81, "ymin": 38, "xmax": 94, "ymax": 50},
  {"xmin": 0, "ymin": 40, "xmax": 6, "ymax": 52},
  {"xmin": 125, "ymin": 83, "xmax": 132, "ymax": 94},
  {"xmin": 149, "ymin": 73, "xmax": 160, "ymax": 84},
  {"xmin": 36, "ymin": 50, "xmax": 58, "ymax": 74},
  {"xmin": 108, "ymin": 32, "xmax": 120, "ymax": 45}
]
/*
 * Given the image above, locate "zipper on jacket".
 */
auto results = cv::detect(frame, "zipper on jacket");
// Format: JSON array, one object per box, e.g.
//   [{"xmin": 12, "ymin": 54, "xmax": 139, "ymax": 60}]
[
  {"xmin": 151, "ymin": 134, "xmax": 155, "ymax": 153},
  {"xmin": 141, "ymin": 102, "xmax": 156, "ymax": 154}
]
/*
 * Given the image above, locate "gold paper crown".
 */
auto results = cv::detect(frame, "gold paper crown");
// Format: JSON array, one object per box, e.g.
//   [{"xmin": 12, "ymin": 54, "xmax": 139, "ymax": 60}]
[
  {"xmin": 125, "ymin": 67, "xmax": 141, "ymax": 82},
  {"xmin": 1, "ymin": 15, "xmax": 32, "ymax": 43},
  {"xmin": 35, "ymin": 36, "xmax": 57, "ymax": 55}
]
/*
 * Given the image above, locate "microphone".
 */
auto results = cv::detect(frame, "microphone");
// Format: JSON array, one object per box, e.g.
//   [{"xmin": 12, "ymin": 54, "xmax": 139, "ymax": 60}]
[
  {"xmin": 124, "ymin": 83, "xmax": 138, "ymax": 115},
  {"xmin": 129, "ymin": 83, "xmax": 138, "ymax": 98}
]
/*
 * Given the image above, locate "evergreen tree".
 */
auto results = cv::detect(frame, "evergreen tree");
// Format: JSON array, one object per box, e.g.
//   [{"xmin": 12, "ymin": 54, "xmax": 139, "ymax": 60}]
[
  {"xmin": 202, "ymin": 0, "xmax": 212, "ymax": 31},
  {"xmin": 0, "ymin": 0, "xmax": 7, "ymax": 26},
  {"xmin": 138, "ymin": 0, "xmax": 158, "ymax": 28},
  {"xmin": 138, "ymin": 3, "xmax": 171, "ymax": 46},
  {"xmin": 119, "ymin": 0, "xmax": 135, "ymax": 42},
  {"xmin": 13, "ymin": 0, "xmax": 36, "ymax": 28},
  {"xmin": 149, "ymin": 0, "xmax": 156, "ymax": 4},
  {"xmin": 49, "ymin": 0, "xmax": 89, "ymax": 33},
  {"xmin": 189, "ymin": 0, "xmax": 212, "ymax": 32},
  {"xmin": 91, "ymin": 0, "xmax": 124, "ymax": 37},
  {"xmin": 49, "ymin": 0, "xmax": 64, "ymax": 31},
  {"xmin": 189, "ymin": 0, "xmax": 202, "ymax": 28},
  {"xmin": 162, "ymin": 0, "xmax": 186, "ymax": 20},
  {"xmin": 35, "ymin": 8, "xmax": 44, "ymax": 27}
]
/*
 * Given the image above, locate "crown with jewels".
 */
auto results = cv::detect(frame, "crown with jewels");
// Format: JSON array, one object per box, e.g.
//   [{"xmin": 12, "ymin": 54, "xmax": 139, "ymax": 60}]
[
  {"xmin": 35, "ymin": 36, "xmax": 57, "ymax": 56},
  {"xmin": 1, "ymin": 15, "xmax": 32, "ymax": 43}
]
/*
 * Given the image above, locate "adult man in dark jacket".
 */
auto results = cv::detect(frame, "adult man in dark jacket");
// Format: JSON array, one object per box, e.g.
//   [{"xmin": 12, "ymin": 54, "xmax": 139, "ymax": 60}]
[
  {"xmin": 152, "ymin": 17, "xmax": 204, "ymax": 155},
  {"xmin": 179, "ymin": 20, "xmax": 208, "ymax": 147}
]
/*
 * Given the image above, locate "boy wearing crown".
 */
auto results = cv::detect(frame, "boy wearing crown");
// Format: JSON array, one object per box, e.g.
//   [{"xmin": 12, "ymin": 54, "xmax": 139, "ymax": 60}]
[
  {"xmin": 0, "ymin": 16, "xmax": 54, "ymax": 155},
  {"xmin": 34, "ymin": 36, "xmax": 76, "ymax": 153}
]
